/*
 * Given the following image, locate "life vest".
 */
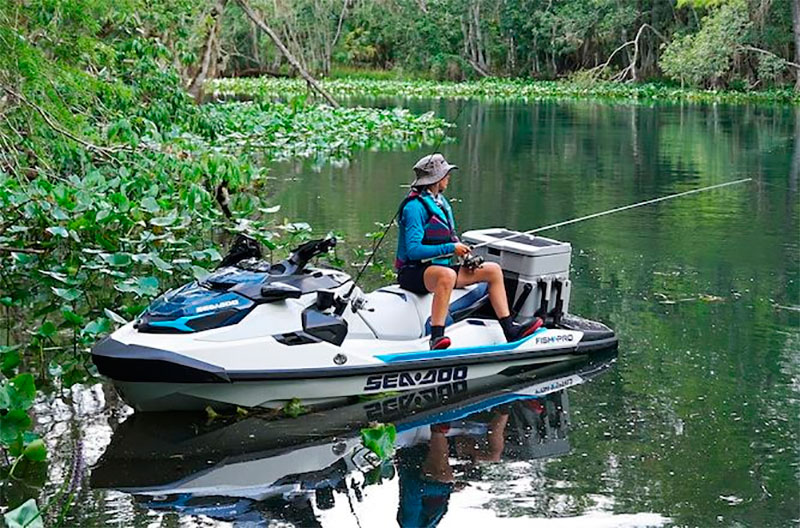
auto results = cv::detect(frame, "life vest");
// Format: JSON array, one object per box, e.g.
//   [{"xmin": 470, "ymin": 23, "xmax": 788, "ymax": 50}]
[{"xmin": 395, "ymin": 190, "xmax": 458, "ymax": 270}]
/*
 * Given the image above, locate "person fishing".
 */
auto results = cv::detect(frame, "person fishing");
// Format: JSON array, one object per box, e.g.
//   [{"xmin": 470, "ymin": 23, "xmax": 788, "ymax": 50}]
[{"xmin": 395, "ymin": 153, "xmax": 543, "ymax": 350}]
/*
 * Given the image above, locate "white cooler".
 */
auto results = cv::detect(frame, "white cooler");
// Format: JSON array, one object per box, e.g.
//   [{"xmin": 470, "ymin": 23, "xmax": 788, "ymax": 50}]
[{"xmin": 462, "ymin": 228, "xmax": 572, "ymax": 318}]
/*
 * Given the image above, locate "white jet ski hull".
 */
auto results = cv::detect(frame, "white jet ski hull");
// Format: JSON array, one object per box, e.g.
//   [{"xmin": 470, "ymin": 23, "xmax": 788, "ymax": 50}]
[{"xmin": 97, "ymin": 318, "xmax": 615, "ymax": 411}]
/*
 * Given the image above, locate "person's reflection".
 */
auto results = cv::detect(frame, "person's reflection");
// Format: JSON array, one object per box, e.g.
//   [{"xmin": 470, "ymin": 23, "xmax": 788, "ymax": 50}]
[{"xmin": 396, "ymin": 407, "xmax": 510, "ymax": 528}]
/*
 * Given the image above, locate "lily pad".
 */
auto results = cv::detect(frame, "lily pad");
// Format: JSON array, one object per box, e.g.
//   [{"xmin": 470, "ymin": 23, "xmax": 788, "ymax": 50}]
[{"xmin": 46, "ymin": 226, "xmax": 68, "ymax": 238}]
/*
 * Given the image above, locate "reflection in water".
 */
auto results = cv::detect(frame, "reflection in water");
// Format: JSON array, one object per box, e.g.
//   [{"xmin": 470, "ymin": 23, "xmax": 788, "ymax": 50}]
[
  {"xmin": 396, "ymin": 391, "xmax": 569, "ymax": 527},
  {"xmin": 91, "ymin": 354, "xmax": 619, "ymax": 526}
]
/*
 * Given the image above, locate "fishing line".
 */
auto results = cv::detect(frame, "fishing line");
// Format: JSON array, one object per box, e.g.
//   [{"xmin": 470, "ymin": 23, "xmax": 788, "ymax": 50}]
[
  {"xmin": 342, "ymin": 99, "xmax": 472, "ymax": 298},
  {"xmin": 427, "ymin": 177, "xmax": 753, "ymax": 261}
]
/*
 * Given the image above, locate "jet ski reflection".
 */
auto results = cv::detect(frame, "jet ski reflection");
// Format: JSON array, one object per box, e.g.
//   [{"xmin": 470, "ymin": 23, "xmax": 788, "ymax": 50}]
[{"xmin": 91, "ymin": 351, "xmax": 616, "ymax": 526}]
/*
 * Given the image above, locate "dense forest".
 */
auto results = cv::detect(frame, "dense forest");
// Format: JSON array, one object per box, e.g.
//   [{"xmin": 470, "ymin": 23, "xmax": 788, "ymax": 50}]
[{"xmin": 218, "ymin": 0, "xmax": 800, "ymax": 88}]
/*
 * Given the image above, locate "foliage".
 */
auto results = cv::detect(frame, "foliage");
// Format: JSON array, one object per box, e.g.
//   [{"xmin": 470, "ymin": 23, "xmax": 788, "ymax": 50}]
[
  {"xmin": 217, "ymin": 0, "xmax": 799, "ymax": 88},
  {"xmin": 0, "ymin": 373, "xmax": 46, "ymax": 481},
  {"xmin": 660, "ymin": 1, "xmax": 753, "ymax": 88},
  {"xmin": 0, "ymin": 0, "xmax": 447, "ymax": 508},
  {"xmin": 282, "ymin": 397, "xmax": 307, "ymax": 418},
  {"xmin": 360, "ymin": 422, "xmax": 397, "ymax": 460},
  {"xmin": 210, "ymin": 76, "xmax": 800, "ymax": 106}
]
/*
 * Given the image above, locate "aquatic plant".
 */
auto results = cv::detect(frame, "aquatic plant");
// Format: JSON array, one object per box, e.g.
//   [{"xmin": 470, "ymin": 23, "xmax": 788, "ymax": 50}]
[
  {"xmin": 360, "ymin": 422, "xmax": 397, "ymax": 460},
  {"xmin": 209, "ymin": 76, "xmax": 800, "ymax": 106},
  {"xmin": 0, "ymin": 101, "xmax": 447, "ymax": 386}
]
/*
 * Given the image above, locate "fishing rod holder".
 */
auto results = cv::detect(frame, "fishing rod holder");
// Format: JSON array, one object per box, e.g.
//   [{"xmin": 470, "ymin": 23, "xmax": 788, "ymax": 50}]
[{"xmin": 463, "ymin": 228, "xmax": 572, "ymax": 319}]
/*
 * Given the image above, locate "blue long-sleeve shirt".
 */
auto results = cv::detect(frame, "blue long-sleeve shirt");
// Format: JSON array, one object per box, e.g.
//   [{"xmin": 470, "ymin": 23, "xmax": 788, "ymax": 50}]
[{"xmin": 396, "ymin": 192, "xmax": 457, "ymax": 267}]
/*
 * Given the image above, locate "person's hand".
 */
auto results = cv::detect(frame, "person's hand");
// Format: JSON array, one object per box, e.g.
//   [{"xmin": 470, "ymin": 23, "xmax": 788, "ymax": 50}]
[{"xmin": 454, "ymin": 243, "xmax": 471, "ymax": 257}]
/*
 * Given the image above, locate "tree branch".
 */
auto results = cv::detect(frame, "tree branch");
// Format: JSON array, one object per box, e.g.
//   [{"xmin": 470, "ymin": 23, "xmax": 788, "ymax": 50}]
[
  {"xmin": 740, "ymin": 45, "xmax": 800, "ymax": 70},
  {"xmin": 590, "ymin": 24, "xmax": 668, "ymax": 82},
  {"xmin": 0, "ymin": 246, "xmax": 44, "ymax": 255},
  {"xmin": 1, "ymin": 87, "xmax": 123, "ymax": 159},
  {"xmin": 235, "ymin": 0, "xmax": 339, "ymax": 107}
]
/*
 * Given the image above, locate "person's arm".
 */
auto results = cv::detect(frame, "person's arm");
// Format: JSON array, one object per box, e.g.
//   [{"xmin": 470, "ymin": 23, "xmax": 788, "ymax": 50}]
[{"xmin": 403, "ymin": 201, "xmax": 456, "ymax": 261}]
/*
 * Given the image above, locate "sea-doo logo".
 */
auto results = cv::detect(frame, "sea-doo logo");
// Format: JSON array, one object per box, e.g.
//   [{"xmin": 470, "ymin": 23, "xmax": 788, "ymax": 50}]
[
  {"xmin": 363, "ymin": 366, "xmax": 468, "ymax": 392},
  {"xmin": 535, "ymin": 333, "xmax": 574, "ymax": 345},
  {"xmin": 365, "ymin": 382, "xmax": 468, "ymax": 421},
  {"xmin": 195, "ymin": 299, "xmax": 239, "ymax": 313}
]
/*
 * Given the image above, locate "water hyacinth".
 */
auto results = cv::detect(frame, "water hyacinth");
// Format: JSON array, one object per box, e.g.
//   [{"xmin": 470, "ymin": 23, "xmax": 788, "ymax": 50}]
[
  {"xmin": 0, "ymin": 97, "xmax": 449, "ymax": 394},
  {"xmin": 200, "ymin": 101, "xmax": 449, "ymax": 161},
  {"xmin": 209, "ymin": 76, "xmax": 800, "ymax": 106}
]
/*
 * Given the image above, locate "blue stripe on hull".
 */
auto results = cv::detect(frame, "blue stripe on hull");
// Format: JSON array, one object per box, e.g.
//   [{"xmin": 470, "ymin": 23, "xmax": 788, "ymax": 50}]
[{"xmin": 375, "ymin": 328, "xmax": 547, "ymax": 364}]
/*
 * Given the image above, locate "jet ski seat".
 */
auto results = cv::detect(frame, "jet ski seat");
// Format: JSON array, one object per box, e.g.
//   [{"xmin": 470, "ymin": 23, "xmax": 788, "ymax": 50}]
[{"xmin": 363, "ymin": 283, "xmax": 490, "ymax": 340}]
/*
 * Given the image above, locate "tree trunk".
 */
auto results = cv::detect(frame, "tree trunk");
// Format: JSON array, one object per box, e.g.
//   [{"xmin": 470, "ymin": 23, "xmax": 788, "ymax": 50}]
[
  {"xmin": 472, "ymin": 2, "xmax": 488, "ymax": 71},
  {"xmin": 250, "ymin": 19, "xmax": 260, "ymax": 65},
  {"xmin": 236, "ymin": 0, "xmax": 339, "ymax": 107},
  {"xmin": 793, "ymin": 0, "xmax": 800, "ymax": 89},
  {"xmin": 188, "ymin": 0, "xmax": 227, "ymax": 103},
  {"xmin": 328, "ymin": 0, "xmax": 349, "ymax": 74},
  {"xmin": 792, "ymin": 108, "xmax": 799, "ymax": 193}
]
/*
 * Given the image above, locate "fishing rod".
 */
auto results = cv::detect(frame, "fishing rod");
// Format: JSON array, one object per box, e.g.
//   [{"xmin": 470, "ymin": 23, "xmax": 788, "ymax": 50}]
[{"xmin": 427, "ymin": 177, "xmax": 752, "ymax": 261}]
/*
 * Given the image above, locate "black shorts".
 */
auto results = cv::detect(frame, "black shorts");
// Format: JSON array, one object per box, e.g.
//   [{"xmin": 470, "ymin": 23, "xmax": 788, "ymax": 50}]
[{"xmin": 398, "ymin": 263, "xmax": 461, "ymax": 295}]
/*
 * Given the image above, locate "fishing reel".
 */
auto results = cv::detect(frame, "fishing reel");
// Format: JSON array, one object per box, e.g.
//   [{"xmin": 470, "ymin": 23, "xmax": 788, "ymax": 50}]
[{"xmin": 462, "ymin": 253, "xmax": 485, "ymax": 271}]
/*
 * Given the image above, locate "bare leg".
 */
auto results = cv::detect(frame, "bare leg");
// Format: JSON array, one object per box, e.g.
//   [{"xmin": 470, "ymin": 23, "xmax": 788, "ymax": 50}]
[
  {"xmin": 456, "ymin": 262, "xmax": 510, "ymax": 318},
  {"xmin": 424, "ymin": 265, "xmax": 457, "ymax": 326}
]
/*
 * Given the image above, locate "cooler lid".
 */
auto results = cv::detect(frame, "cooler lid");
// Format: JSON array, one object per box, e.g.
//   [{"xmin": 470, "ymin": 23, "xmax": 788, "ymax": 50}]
[{"xmin": 462, "ymin": 228, "xmax": 571, "ymax": 257}]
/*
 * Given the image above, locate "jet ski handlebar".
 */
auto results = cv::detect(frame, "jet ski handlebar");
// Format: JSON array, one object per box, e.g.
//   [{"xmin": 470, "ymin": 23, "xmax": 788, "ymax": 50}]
[
  {"xmin": 287, "ymin": 237, "xmax": 337, "ymax": 272},
  {"xmin": 219, "ymin": 235, "xmax": 337, "ymax": 275}
]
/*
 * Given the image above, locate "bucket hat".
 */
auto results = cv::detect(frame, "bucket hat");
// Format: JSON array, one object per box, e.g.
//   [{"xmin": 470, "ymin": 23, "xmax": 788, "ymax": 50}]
[{"xmin": 411, "ymin": 154, "xmax": 458, "ymax": 187}]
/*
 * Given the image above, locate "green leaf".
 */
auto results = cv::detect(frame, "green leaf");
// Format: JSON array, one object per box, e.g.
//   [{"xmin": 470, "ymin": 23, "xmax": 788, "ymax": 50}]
[
  {"xmin": 191, "ymin": 265, "xmax": 210, "ymax": 281},
  {"xmin": 37, "ymin": 321, "xmax": 57, "ymax": 338},
  {"xmin": 12, "ymin": 252, "xmax": 35, "ymax": 265},
  {"xmin": 282, "ymin": 398, "xmax": 306, "ymax": 418},
  {"xmin": 103, "ymin": 308, "xmax": 128, "ymax": 324},
  {"xmin": 22, "ymin": 438, "xmax": 47, "ymax": 462},
  {"xmin": 0, "ymin": 409, "xmax": 31, "ymax": 444},
  {"xmin": 136, "ymin": 276, "xmax": 160, "ymax": 296},
  {"xmin": 150, "ymin": 255, "xmax": 173, "ymax": 272},
  {"xmin": 141, "ymin": 196, "xmax": 161, "ymax": 213},
  {"xmin": 103, "ymin": 253, "xmax": 132, "ymax": 267},
  {"xmin": 4, "ymin": 499, "xmax": 44, "ymax": 528},
  {"xmin": 82, "ymin": 318, "xmax": 111, "ymax": 336},
  {"xmin": 0, "ymin": 386, "xmax": 10, "ymax": 409},
  {"xmin": 61, "ymin": 308, "xmax": 85, "ymax": 327},
  {"xmin": 51, "ymin": 287, "xmax": 81, "ymax": 302},
  {"xmin": 7, "ymin": 374, "xmax": 36, "ymax": 410},
  {"xmin": 46, "ymin": 226, "xmax": 68, "ymax": 238},
  {"xmin": 150, "ymin": 212, "xmax": 177, "ymax": 226},
  {"xmin": 360, "ymin": 422, "xmax": 397, "ymax": 460},
  {"xmin": 115, "ymin": 276, "xmax": 160, "ymax": 297},
  {"xmin": 1, "ymin": 348, "xmax": 20, "ymax": 372},
  {"xmin": 38, "ymin": 270, "xmax": 70, "ymax": 283}
]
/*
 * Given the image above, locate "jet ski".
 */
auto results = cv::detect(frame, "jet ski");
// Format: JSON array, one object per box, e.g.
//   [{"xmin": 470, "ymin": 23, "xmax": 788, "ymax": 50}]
[
  {"xmin": 92, "ymin": 228, "xmax": 617, "ymax": 411},
  {"xmin": 90, "ymin": 353, "xmax": 617, "ymax": 522}
]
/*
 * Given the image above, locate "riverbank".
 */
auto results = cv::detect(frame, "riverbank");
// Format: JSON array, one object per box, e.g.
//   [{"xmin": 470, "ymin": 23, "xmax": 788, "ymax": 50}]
[
  {"xmin": 210, "ymin": 76, "xmax": 800, "ymax": 106},
  {"xmin": 0, "ymin": 86, "xmax": 448, "ymax": 518}
]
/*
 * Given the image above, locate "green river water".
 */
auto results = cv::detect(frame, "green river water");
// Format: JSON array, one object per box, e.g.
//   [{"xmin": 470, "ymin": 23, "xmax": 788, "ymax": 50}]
[{"xmin": 34, "ymin": 99, "xmax": 799, "ymax": 527}]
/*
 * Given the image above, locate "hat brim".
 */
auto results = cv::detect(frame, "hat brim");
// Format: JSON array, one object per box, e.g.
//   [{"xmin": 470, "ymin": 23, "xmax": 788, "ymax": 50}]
[{"xmin": 411, "ymin": 164, "xmax": 458, "ymax": 187}]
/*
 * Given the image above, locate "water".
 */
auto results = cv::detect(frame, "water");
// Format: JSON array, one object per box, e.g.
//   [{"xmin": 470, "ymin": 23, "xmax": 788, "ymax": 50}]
[{"xmin": 32, "ymin": 100, "xmax": 799, "ymax": 527}]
